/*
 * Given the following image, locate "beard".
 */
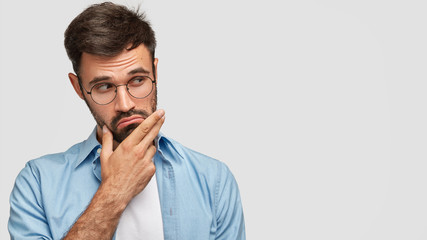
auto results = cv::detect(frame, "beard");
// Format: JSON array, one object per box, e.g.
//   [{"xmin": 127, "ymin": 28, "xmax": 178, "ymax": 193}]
[
  {"xmin": 84, "ymin": 87, "xmax": 157, "ymax": 143},
  {"xmin": 108, "ymin": 108, "xmax": 153, "ymax": 142}
]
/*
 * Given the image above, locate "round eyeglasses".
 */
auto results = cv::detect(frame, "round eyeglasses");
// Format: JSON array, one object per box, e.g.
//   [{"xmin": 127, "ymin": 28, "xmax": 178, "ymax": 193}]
[{"xmin": 81, "ymin": 76, "xmax": 156, "ymax": 105}]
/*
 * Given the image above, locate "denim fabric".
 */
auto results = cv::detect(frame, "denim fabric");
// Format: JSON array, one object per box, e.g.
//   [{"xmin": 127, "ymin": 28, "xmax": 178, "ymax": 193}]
[{"xmin": 9, "ymin": 128, "xmax": 245, "ymax": 239}]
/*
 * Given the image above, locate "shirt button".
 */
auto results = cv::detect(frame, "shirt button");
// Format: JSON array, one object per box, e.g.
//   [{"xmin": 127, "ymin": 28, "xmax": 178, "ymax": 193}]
[{"xmin": 97, "ymin": 148, "xmax": 101, "ymax": 154}]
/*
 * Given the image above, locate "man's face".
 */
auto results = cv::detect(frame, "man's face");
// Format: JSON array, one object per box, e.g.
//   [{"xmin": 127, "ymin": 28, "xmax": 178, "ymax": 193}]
[{"xmin": 70, "ymin": 44, "xmax": 158, "ymax": 144}]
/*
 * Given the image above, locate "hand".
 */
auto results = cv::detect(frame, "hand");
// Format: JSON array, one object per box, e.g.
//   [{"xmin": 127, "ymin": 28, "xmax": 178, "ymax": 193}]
[{"xmin": 99, "ymin": 109, "xmax": 165, "ymax": 202}]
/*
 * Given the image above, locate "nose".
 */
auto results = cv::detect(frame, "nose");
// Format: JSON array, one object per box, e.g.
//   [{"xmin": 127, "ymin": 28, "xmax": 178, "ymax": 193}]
[{"xmin": 114, "ymin": 85, "xmax": 135, "ymax": 112}]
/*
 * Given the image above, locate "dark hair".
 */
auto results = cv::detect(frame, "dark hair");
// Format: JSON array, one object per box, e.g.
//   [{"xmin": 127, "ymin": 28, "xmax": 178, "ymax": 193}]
[{"xmin": 64, "ymin": 2, "xmax": 156, "ymax": 76}]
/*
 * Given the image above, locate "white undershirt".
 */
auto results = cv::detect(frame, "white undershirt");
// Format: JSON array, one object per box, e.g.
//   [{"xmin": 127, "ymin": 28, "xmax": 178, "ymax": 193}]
[{"xmin": 115, "ymin": 173, "xmax": 164, "ymax": 240}]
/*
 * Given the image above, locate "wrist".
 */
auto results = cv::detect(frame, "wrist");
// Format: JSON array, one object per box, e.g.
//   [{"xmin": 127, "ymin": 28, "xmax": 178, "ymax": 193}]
[{"xmin": 96, "ymin": 180, "xmax": 133, "ymax": 213}]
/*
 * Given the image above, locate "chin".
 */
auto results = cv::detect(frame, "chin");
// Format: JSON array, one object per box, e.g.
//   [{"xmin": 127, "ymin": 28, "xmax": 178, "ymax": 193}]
[{"xmin": 113, "ymin": 123, "xmax": 140, "ymax": 143}]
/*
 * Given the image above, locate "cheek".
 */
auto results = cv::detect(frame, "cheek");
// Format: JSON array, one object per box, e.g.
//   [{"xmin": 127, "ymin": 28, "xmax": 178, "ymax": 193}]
[
  {"xmin": 98, "ymin": 107, "xmax": 115, "ymax": 122},
  {"xmin": 136, "ymin": 95, "xmax": 156, "ymax": 110},
  {"xmin": 88, "ymin": 102, "xmax": 114, "ymax": 124}
]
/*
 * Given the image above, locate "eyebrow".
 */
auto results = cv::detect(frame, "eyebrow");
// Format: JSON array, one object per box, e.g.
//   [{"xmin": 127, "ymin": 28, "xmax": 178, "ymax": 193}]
[
  {"xmin": 128, "ymin": 67, "xmax": 150, "ymax": 76},
  {"xmin": 88, "ymin": 67, "xmax": 151, "ymax": 86}
]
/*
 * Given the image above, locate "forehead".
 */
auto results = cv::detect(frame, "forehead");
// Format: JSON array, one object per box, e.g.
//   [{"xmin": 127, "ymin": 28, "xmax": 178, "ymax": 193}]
[{"xmin": 79, "ymin": 44, "xmax": 152, "ymax": 83}]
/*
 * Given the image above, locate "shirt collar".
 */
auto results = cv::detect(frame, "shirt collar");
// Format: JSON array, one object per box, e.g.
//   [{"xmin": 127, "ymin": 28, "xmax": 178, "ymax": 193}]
[
  {"xmin": 74, "ymin": 127, "xmax": 101, "ymax": 169},
  {"xmin": 156, "ymin": 131, "xmax": 184, "ymax": 160},
  {"xmin": 73, "ymin": 128, "xmax": 184, "ymax": 169}
]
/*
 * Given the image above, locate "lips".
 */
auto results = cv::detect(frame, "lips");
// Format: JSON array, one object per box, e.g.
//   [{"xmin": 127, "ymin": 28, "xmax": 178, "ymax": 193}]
[{"xmin": 117, "ymin": 115, "xmax": 144, "ymax": 129}]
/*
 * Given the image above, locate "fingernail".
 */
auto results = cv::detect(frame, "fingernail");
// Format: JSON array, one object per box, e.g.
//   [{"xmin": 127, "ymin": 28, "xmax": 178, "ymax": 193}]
[
  {"xmin": 157, "ymin": 109, "xmax": 165, "ymax": 118},
  {"xmin": 103, "ymin": 125, "xmax": 108, "ymax": 133}
]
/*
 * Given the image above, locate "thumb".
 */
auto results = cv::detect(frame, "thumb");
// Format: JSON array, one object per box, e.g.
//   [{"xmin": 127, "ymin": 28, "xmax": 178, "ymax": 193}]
[{"xmin": 100, "ymin": 125, "xmax": 113, "ymax": 162}]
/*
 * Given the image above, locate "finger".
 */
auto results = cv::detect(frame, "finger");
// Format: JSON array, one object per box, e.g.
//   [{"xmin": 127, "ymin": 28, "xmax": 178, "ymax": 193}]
[
  {"xmin": 144, "ymin": 145, "xmax": 157, "ymax": 163},
  {"xmin": 135, "ymin": 145, "xmax": 157, "ymax": 192},
  {"xmin": 141, "ymin": 145, "xmax": 157, "ymax": 175},
  {"xmin": 137, "ymin": 115, "xmax": 165, "ymax": 150},
  {"xmin": 134, "ymin": 145, "xmax": 157, "ymax": 176},
  {"xmin": 100, "ymin": 125, "xmax": 113, "ymax": 162},
  {"xmin": 127, "ymin": 109, "xmax": 165, "ymax": 143}
]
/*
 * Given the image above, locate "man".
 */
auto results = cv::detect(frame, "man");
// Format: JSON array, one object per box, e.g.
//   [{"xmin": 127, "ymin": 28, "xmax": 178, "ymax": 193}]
[{"xmin": 8, "ymin": 2, "xmax": 245, "ymax": 239}]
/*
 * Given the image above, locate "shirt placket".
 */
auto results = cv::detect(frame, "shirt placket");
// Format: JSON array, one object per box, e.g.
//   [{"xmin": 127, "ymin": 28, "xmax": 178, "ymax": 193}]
[{"xmin": 155, "ymin": 149, "xmax": 178, "ymax": 240}]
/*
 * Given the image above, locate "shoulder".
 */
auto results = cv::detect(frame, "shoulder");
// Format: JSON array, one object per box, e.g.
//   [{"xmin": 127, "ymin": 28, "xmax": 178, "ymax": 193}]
[
  {"xmin": 161, "ymin": 136, "xmax": 244, "ymax": 235},
  {"xmin": 159, "ymin": 135, "xmax": 236, "ymax": 191},
  {"xmin": 11, "ymin": 140, "xmax": 83, "ymax": 204},
  {"xmin": 161, "ymin": 136, "xmax": 230, "ymax": 173},
  {"xmin": 21, "ymin": 140, "xmax": 85, "ymax": 180},
  {"xmin": 11, "ymin": 138, "xmax": 97, "ymax": 212}
]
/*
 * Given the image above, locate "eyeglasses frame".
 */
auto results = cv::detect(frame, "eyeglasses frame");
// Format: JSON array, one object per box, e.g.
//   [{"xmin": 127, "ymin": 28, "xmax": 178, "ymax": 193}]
[{"xmin": 78, "ymin": 76, "xmax": 156, "ymax": 105}]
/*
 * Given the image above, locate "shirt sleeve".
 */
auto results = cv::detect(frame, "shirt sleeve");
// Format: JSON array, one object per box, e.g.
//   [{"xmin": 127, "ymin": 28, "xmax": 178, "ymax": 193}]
[
  {"xmin": 8, "ymin": 162, "xmax": 53, "ymax": 240},
  {"xmin": 214, "ymin": 162, "xmax": 246, "ymax": 240}
]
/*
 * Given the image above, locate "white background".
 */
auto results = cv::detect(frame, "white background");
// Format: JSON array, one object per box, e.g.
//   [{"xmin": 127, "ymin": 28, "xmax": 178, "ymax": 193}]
[{"xmin": 1, "ymin": 0, "xmax": 427, "ymax": 239}]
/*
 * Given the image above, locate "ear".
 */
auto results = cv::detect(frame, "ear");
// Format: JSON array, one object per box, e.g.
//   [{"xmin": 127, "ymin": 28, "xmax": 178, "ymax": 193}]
[
  {"xmin": 153, "ymin": 58, "xmax": 158, "ymax": 83},
  {"xmin": 68, "ymin": 73, "xmax": 84, "ymax": 100}
]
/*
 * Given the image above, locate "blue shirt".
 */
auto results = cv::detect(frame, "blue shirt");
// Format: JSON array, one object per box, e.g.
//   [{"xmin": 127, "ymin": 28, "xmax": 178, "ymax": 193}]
[{"xmin": 8, "ymin": 129, "xmax": 245, "ymax": 239}]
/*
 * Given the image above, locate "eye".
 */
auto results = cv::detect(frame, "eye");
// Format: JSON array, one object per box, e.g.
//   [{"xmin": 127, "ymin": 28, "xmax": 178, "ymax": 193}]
[
  {"xmin": 93, "ymin": 83, "xmax": 115, "ymax": 93},
  {"xmin": 128, "ymin": 77, "xmax": 148, "ymax": 87}
]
